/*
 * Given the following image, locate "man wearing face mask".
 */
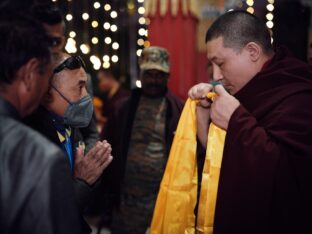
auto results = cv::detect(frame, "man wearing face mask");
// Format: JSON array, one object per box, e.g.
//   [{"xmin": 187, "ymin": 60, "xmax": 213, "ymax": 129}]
[
  {"xmin": 100, "ymin": 46, "xmax": 183, "ymax": 233},
  {"xmin": 25, "ymin": 53, "xmax": 113, "ymax": 225}
]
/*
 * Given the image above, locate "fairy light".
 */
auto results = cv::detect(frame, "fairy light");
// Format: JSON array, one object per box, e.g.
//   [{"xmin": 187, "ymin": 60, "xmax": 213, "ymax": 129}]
[
  {"xmin": 66, "ymin": 14, "xmax": 73, "ymax": 21},
  {"xmin": 82, "ymin": 13, "xmax": 89, "ymax": 20},
  {"xmin": 266, "ymin": 0, "xmax": 275, "ymax": 42},
  {"xmin": 245, "ymin": 0, "xmax": 254, "ymax": 14},
  {"xmin": 93, "ymin": 2, "xmax": 101, "ymax": 9},
  {"xmin": 92, "ymin": 21, "xmax": 99, "ymax": 28},
  {"xmin": 69, "ymin": 31, "xmax": 76, "ymax": 38},
  {"xmin": 104, "ymin": 4, "xmax": 111, "ymax": 11}
]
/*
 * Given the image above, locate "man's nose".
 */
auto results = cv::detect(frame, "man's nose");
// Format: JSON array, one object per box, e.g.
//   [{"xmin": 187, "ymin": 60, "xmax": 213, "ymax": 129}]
[{"xmin": 212, "ymin": 65, "xmax": 223, "ymax": 81}]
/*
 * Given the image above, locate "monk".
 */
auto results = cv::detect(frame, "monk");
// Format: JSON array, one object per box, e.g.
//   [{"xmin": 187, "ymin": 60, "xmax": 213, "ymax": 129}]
[{"xmin": 189, "ymin": 10, "xmax": 312, "ymax": 233}]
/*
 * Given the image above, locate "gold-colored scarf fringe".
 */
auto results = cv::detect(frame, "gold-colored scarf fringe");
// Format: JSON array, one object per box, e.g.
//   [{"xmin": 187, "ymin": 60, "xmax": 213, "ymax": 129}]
[{"xmin": 150, "ymin": 94, "xmax": 226, "ymax": 234}]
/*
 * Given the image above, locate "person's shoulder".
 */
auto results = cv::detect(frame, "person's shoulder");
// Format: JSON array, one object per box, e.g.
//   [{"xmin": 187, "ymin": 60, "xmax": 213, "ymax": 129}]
[{"xmin": 3, "ymin": 116, "xmax": 63, "ymax": 163}]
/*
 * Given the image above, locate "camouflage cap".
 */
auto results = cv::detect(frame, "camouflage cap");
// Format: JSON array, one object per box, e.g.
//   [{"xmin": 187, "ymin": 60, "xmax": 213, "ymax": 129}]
[{"xmin": 139, "ymin": 46, "xmax": 170, "ymax": 73}]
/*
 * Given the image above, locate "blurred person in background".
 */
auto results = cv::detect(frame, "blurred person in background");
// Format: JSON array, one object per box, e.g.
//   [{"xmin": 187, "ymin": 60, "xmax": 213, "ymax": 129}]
[{"xmin": 101, "ymin": 46, "xmax": 183, "ymax": 234}]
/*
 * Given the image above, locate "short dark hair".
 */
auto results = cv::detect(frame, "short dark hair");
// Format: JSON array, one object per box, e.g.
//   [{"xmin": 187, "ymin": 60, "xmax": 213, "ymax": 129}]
[
  {"xmin": 205, "ymin": 10, "xmax": 273, "ymax": 54},
  {"xmin": 31, "ymin": 2, "xmax": 63, "ymax": 26},
  {"xmin": 0, "ymin": 10, "xmax": 51, "ymax": 85}
]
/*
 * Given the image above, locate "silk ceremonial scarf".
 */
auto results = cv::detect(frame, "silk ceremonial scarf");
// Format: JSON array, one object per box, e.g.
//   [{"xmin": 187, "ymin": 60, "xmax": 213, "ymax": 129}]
[{"xmin": 150, "ymin": 94, "xmax": 226, "ymax": 234}]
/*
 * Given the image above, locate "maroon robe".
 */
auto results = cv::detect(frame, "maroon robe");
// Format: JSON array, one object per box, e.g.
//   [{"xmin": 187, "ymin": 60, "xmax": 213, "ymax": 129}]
[{"xmin": 214, "ymin": 48, "xmax": 312, "ymax": 233}]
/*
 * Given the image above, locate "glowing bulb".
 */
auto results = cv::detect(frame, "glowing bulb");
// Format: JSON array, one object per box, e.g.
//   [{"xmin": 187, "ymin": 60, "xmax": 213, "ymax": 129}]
[
  {"xmin": 82, "ymin": 13, "xmax": 89, "ymax": 20},
  {"xmin": 102, "ymin": 55, "xmax": 110, "ymax": 62},
  {"xmin": 103, "ymin": 62, "xmax": 110, "ymax": 69},
  {"xmin": 65, "ymin": 38, "xmax": 77, "ymax": 54},
  {"xmin": 104, "ymin": 4, "xmax": 111, "ymax": 11},
  {"xmin": 112, "ymin": 42, "xmax": 119, "ymax": 50},
  {"xmin": 80, "ymin": 44, "xmax": 90, "ymax": 54},
  {"xmin": 268, "ymin": 0, "xmax": 274, "ymax": 3},
  {"xmin": 136, "ymin": 49, "xmax": 142, "ymax": 57},
  {"xmin": 266, "ymin": 13, "xmax": 274, "ymax": 21},
  {"xmin": 266, "ymin": 21, "xmax": 274, "ymax": 28},
  {"xmin": 69, "ymin": 31, "xmax": 76, "ymax": 38},
  {"xmin": 105, "ymin": 37, "xmax": 112, "ymax": 44},
  {"xmin": 144, "ymin": 40, "xmax": 150, "ymax": 47},
  {"xmin": 92, "ymin": 21, "xmax": 99, "ymax": 28},
  {"xmin": 266, "ymin": 4, "xmax": 274, "ymax": 11},
  {"xmin": 138, "ymin": 0, "xmax": 144, "ymax": 3},
  {"xmin": 103, "ymin": 22, "xmax": 111, "ymax": 30},
  {"xmin": 136, "ymin": 80, "xmax": 142, "ymax": 88},
  {"xmin": 110, "ymin": 11, "xmax": 118, "ymax": 18},
  {"xmin": 138, "ymin": 7, "xmax": 145, "ymax": 14},
  {"xmin": 111, "ymin": 24, "xmax": 118, "ymax": 32},
  {"xmin": 139, "ymin": 17, "xmax": 146, "ymax": 25},
  {"xmin": 93, "ymin": 2, "xmax": 101, "ymax": 9},
  {"xmin": 92, "ymin": 37, "xmax": 99, "ymax": 44},
  {"xmin": 246, "ymin": 7, "xmax": 254, "ymax": 14},
  {"xmin": 112, "ymin": 55, "xmax": 118, "ymax": 63},
  {"xmin": 66, "ymin": 14, "xmax": 73, "ymax": 21},
  {"xmin": 137, "ymin": 38, "xmax": 144, "ymax": 46},
  {"xmin": 246, "ymin": 0, "xmax": 254, "ymax": 6},
  {"xmin": 138, "ymin": 28, "xmax": 145, "ymax": 36}
]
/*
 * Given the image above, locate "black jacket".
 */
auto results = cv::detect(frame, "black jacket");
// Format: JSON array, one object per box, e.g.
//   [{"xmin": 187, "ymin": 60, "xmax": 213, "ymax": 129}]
[
  {"xmin": 0, "ymin": 97, "xmax": 83, "ymax": 234},
  {"xmin": 24, "ymin": 106, "xmax": 96, "ymax": 209}
]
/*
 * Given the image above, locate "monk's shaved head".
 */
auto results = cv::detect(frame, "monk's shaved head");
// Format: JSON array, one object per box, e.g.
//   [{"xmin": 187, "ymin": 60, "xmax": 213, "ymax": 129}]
[{"xmin": 206, "ymin": 10, "xmax": 273, "ymax": 55}]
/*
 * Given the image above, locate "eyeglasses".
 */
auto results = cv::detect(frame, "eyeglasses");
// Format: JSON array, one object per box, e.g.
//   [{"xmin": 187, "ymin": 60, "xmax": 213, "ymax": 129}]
[{"xmin": 53, "ymin": 56, "xmax": 86, "ymax": 74}]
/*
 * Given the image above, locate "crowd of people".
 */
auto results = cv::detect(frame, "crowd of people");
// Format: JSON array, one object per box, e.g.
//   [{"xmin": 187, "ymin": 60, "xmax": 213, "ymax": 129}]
[{"xmin": 0, "ymin": 1, "xmax": 312, "ymax": 234}]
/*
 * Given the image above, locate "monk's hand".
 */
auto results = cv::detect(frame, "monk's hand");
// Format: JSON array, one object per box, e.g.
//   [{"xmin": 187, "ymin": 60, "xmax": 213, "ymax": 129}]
[
  {"xmin": 74, "ymin": 140, "xmax": 113, "ymax": 185},
  {"xmin": 188, "ymin": 83, "xmax": 213, "ymax": 108},
  {"xmin": 211, "ymin": 84, "xmax": 240, "ymax": 130}
]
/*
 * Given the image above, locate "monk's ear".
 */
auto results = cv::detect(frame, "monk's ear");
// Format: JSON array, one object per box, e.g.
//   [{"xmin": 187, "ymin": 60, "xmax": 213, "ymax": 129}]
[{"xmin": 245, "ymin": 42, "xmax": 261, "ymax": 62}]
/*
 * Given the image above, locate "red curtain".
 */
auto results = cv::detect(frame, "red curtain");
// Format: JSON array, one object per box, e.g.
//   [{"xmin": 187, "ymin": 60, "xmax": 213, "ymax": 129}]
[{"xmin": 147, "ymin": 1, "xmax": 198, "ymax": 100}]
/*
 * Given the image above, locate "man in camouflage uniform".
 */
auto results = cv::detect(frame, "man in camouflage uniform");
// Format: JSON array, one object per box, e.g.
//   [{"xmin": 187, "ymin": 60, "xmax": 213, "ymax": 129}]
[{"xmin": 102, "ymin": 46, "xmax": 183, "ymax": 233}]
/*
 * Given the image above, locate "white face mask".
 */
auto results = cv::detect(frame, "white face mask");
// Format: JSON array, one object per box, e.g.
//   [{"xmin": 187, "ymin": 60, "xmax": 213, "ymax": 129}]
[{"xmin": 52, "ymin": 85, "xmax": 93, "ymax": 128}]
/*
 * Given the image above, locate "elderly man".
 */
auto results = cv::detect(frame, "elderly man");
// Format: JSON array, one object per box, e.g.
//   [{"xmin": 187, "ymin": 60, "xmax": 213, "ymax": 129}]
[
  {"xmin": 0, "ymin": 10, "xmax": 83, "ymax": 234},
  {"xmin": 189, "ymin": 10, "xmax": 312, "ymax": 233},
  {"xmin": 31, "ymin": 2, "xmax": 100, "ymax": 154},
  {"xmin": 25, "ymin": 53, "xmax": 112, "ymax": 219},
  {"xmin": 101, "ymin": 46, "xmax": 183, "ymax": 233}
]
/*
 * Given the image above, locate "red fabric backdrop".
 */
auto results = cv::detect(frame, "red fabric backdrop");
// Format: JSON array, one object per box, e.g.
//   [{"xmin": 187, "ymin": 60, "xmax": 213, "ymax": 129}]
[{"xmin": 147, "ymin": 1, "xmax": 200, "ymax": 100}]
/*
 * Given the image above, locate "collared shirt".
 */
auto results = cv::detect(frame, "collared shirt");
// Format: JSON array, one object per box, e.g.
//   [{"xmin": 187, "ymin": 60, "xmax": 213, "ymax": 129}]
[{"xmin": 49, "ymin": 112, "xmax": 74, "ymax": 172}]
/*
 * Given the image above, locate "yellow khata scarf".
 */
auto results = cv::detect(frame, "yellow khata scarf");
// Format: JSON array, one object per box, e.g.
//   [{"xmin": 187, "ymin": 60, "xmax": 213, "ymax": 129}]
[{"xmin": 150, "ymin": 94, "xmax": 226, "ymax": 234}]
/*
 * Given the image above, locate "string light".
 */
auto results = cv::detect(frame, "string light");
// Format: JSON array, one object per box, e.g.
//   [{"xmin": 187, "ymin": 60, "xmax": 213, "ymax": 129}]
[
  {"xmin": 80, "ymin": 44, "xmax": 90, "ymax": 54},
  {"xmin": 105, "ymin": 37, "xmax": 112, "ymax": 44},
  {"xmin": 91, "ymin": 37, "xmax": 99, "ymax": 44},
  {"xmin": 136, "ymin": 49, "xmax": 142, "ymax": 57},
  {"xmin": 103, "ymin": 22, "xmax": 111, "ymax": 30},
  {"xmin": 111, "ymin": 24, "xmax": 118, "ymax": 32},
  {"xmin": 112, "ymin": 42, "xmax": 119, "ymax": 50},
  {"xmin": 245, "ymin": 0, "xmax": 254, "ymax": 14},
  {"xmin": 93, "ymin": 2, "xmax": 101, "ymax": 9},
  {"xmin": 112, "ymin": 55, "xmax": 119, "ymax": 63},
  {"xmin": 137, "ymin": 38, "xmax": 144, "ymax": 46},
  {"xmin": 104, "ymin": 4, "xmax": 111, "ymax": 11},
  {"xmin": 102, "ymin": 55, "xmax": 110, "ymax": 62},
  {"xmin": 82, "ymin": 13, "xmax": 89, "ymax": 20},
  {"xmin": 103, "ymin": 62, "xmax": 110, "ymax": 69},
  {"xmin": 138, "ymin": 7, "xmax": 145, "ymax": 14},
  {"xmin": 139, "ymin": 17, "xmax": 146, "ymax": 25},
  {"xmin": 65, "ymin": 38, "xmax": 77, "ymax": 53},
  {"xmin": 66, "ymin": 14, "xmax": 73, "ymax": 21},
  {"xmin": 110, "ymin": 11, "xmax": 118, "ymax": 18},
  {"xmin": 92, "ymin": 21, "xmax": 99, "ymax": 28},
  {"xmin": 266, "ymin": 0, "xmax": 275, "ymax": 41},
  {"xmin": 69, "ymin": 31, "xmax": 76, "ymax": 38},
  {"xmin": 136, "ymin": 80, "xmax": 142, "ymax": 88}
]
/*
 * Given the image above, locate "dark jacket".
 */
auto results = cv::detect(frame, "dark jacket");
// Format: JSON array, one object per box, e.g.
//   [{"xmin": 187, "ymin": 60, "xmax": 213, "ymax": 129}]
[
  {"xmin": 102, "ymin": 88, "xmax": 184, "ymax": 208},
  {"xmin": 24, "ymin": 106, "xmax": 95, "ymax": 209},
  {"xmin": 0, "ymin": 97, "xmax": 83, "ymax": 234}
]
